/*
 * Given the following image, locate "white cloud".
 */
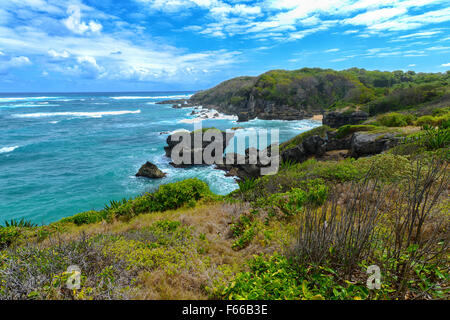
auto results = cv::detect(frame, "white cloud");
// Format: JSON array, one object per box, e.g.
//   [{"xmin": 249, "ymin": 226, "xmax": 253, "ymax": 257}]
[
  {"xmin": 399, "ymin": 31, "xmax": 442, "ymax": 38},
  {"xmin": 325, "ymin": 48, "xmax": 339, "ymax": 52},
  {"xmin": 138, "ymin": 0, "xmax": 261, "ymax": 16},
  {"xmin": 331, "ymin": 58, "xmax": 347, "ymax": 62},
  {"xmin": 367, "ymin": 7, "xmax": 450, "ymax": 31},
  {"xmin": 0, "ymin": 56, "xmax": 32, "ymax": 73},
  {"xmin": 10, "ymin": 56, "xmax": 31, "ymax": 66},
  {"xmin": 174, "ymin": 0, "xmax": 450, "ymax": 42},
  {"xmin": 408, "ymin": 64, "xmax": 416, "ymax": 66},
  {"xmin": 343, "ymin": 7, "xmax": 407, "ymax": 26},
  {"xmin": 63, "ymin": 5, "xmax": 102, "ymax": 35},
  {"xmin": 441, "ymin": 62, "xmax": 450, "ymax": 67},
  {"xmin": 48, "ymin": 49, "xmax": 70, "ymax": 59},
  {"xmin": 426, "ymin": 46, "xmax": 450, "ymax": 51},
  {"xmin": 0, "ymin": 16, "xmax": 241, "ymax": 82}
]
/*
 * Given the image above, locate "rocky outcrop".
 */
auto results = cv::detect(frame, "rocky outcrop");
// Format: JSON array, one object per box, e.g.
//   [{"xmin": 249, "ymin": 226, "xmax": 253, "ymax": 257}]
[
  {"xmin": 323, "ymin": 111, "xmax": 369, "ymax": 128},
  {"xmin": 163, "ymin": 125, "xmax": 401, "ymax": 180},
  {"xmin": 136, "ymin": 161, "xmax": 166, "ymax": 179},
  {"xmin": 350, "ymin": 132, "xmax": 401, "ymax": 158},
  {"xmin": 215, "ymin": 145, "xmax": 278, "ymax": 180},
  {"xmin": 280, "ymin": 130, "xmax": 401, "ymax": 165},
  {"xmin": 280, "ymin": 134, "xmax": 328, "ymax": 164},
  {"xmin": 164, "ymin": 129, "xmax": 234, "ymax": 168},
  {"xmin": 215, "ymin": 129, "xmax": 401, "ymax": 180}
]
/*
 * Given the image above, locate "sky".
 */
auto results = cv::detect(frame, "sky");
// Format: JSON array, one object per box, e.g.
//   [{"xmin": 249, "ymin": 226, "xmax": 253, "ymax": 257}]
[{"xmin": 0, "ymin": 0, "xmax": 449, "ymax": 92}]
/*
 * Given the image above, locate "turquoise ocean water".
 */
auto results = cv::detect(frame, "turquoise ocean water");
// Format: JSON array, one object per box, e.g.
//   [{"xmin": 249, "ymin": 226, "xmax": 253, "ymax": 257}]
[{"xmin": 0, "ymin": 92, "xmax": 321, "ymax": 224}]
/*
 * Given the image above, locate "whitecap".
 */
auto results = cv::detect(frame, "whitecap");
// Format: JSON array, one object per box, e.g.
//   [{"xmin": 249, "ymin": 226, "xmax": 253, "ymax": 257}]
[
  {"xmin": 0, "ymin": 104, "xmax": 60, "ymax": 109},
  {"xmin": 111, "ymin": 94, "xmax": 192, "ymax": 100},
  {"xmin": 0, "ymin": 146, "xmax": 19, "ymax": 154},
  {"xmin": 13, "ymin": 110, "xmax": 141, "ymax": 119},
  {"xmin": 0, "ymin": 96, "xmax": 61, "ymax": 102},
  {"xmin": 169, "ymin": 129, "xmax": 190, "ymax": 135},
  {"xmin": 178, "ymin": 108, "xmax": 237, "ymax": 124}
]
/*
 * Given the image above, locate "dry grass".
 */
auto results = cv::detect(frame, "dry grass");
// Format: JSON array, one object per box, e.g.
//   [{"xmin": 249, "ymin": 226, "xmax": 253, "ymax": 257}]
[{"xmin": 26, "ymin": 202, "xmax": 288, "ymax": 300}]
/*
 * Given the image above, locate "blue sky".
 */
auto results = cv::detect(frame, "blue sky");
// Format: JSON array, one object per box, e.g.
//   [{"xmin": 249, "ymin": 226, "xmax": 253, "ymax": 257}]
[{"xmin": 0, "ymin": 0, "xmax": 449, "ymax": 92}]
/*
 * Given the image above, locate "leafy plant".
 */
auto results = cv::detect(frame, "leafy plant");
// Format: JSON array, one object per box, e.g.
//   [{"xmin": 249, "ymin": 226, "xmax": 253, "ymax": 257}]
[
  {"xmin": 104, "ymin": 198, "xmax": 129, "ymax": 211},
  {"xmin": 237, "ymin": 178, "xmax": 257, "ymax": 192},
  {"xmin": 2, "ymin": 218, "xmax": 37, "ymax": 228},
  {"xmin": 418, "ymin": 126, "xmax": 450, "ymax": 150}
]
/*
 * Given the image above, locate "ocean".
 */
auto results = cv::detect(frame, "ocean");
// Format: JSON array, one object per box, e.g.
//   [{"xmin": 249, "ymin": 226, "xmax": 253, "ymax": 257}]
[{"xmin": 0, "ymin": 92, "xmax": 321, "ymax": 224}]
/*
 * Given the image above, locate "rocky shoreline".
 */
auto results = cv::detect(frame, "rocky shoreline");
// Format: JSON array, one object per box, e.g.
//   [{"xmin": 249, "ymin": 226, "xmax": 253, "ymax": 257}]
[
  {"xmin": 140, "ymin": 99, "xmax": 384, "ymax": 181},
  {"xmin": 137, "ymin": 124, "xmax": 401, "ymax": 182}
]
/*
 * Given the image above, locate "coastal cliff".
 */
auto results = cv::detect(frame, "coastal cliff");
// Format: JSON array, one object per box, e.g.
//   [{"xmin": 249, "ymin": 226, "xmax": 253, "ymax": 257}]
[{"xmin": 161, "ymin": 68, "xmax": 449, "ymax": 123}]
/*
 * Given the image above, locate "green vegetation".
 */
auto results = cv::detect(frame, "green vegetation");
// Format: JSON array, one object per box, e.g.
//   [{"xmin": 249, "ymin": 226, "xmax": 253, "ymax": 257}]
[
  {"xmin": 60, "ymin": 178, "xmax": 216, "ymax": 225},
  {"xmin": 213, "ymin": 254, "xmax": 380, "ymax": 300},
  {"xmin": 1, "ymin": 86, "xmax": 449, "ymax": 300},
  {"xmin": 377, "ymin": 112, "xmax": 415, "ymax": 127},
  {"xmin": 335, "ymin": 124, "xmax": 378, "ymax": 138},
  {"xmin": 191, "ymin": 67, "xmax": 449, "ymax": 116}
]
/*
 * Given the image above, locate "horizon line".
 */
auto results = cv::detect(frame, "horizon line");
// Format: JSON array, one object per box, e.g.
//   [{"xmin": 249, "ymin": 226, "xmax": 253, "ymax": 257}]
[{"xmin": 0, "ymin": 90, "xmax": 199, "ymax": 94}]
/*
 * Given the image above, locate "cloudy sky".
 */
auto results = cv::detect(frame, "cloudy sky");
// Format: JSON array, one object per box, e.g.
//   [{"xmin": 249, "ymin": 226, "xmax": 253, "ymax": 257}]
[{"xmin": 0, "ymin": 0, "xmax": 449, "ymax": 92}]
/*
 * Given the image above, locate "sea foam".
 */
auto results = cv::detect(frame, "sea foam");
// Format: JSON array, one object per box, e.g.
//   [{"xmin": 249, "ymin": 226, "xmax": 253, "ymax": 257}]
[
  {"xmin": 13, "ymin": 110, "xmax": 141, "ymax": 118},
  {"xmin": 0, "ymin": 146, "xmax": 19, "ymax": 154},
  {"xmin": 111, "ymin": 94, "xmax": 192, "ymax": 100},
  {"xmin": 0, "ymin": 97, "xmax": 61, "ymax": 102},
  {"xmin": 0, "ymin": 104, "xmax": 60, "ymax": 109}
]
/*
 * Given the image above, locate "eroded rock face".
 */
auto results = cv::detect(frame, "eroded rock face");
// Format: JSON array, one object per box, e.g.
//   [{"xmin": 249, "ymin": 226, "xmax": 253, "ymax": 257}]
[
  {"xmin": 325, "ymin": 131, "xmax": 352, "ymax": 151},
  {"xmin": 164, "ymin": 129, "xmax": 234, "ymax": 167},
  {"xmin": 215, "ymin": 145, "xmax": 278, "ymax": 180},
  {"xmin": 323, "ymin": 111, "xmax": 369, "ymax": 128},
  {"xmin": 302, "ymin": 135, "xmax": 326, "ymax": 156},
  {"xmin": 136, "ymin": 161, "xmax": 166, "ymax": 179},
  {"xmin": 281, "ymin": 144, "xmax": 308, "ymax": 163},
  {"xmin": 350, "ymin": 132, "xmax": 400, "ymax": 158}
]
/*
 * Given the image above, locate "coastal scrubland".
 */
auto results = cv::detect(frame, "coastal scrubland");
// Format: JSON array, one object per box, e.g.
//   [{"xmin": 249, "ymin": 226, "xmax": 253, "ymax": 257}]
[
  {"xmin": 1, "ymin": 68, "xmax": 449, "ymax": 300},
  {"xmin": 1, "ymin": 120, "xmax": 448, "ymax": 300}
]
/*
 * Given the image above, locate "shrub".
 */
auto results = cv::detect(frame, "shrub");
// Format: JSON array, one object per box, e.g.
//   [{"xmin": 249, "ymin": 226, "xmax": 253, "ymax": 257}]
[
  {"xmin": 432, "ymin": 107, "xmax": 450, "ymax": 117},
  {"xmin": 416, "ymin": 115, "xmax": 436, "ymax": 127},
  {"xmin": 0, "ymin": 235, "xmax": 137, "ymax": 299},
  {"xmin": 416, "ymin": 112, "xmax": 450, "ymax": 128},
  {"xmin": 292, "ymin": 158, "xmax": 448, "ymax": 298},
  {"xmin": 230, "ymin": 213, "xmax": 258, "ymax": 250},
  {"xmin": 335, "ymin": 124, "xmax": 377, "ymax": 138},
  {"xmin": 213, "ymin": 253, "xmax": 372, "ymax": 300},
  {"xmin": 377, "ymin": 159, "xmax": 449, "ymax": 298},
  {"xmin": 310, "ymin": 159, "xmax": 363, "ymax": 182},
  {"xmin": 214, "ymin": 253, "xmax": 305, "ymax": 300},
  {"xmin": 0, "ymin": 227, "xmax": 20, "ymax": 249},
  {"xmin": 377, "ymin": 112, "xmax": 414, "ymax": 127},
  {"xmin": 253, "ymin": 179, "xmax": 329, "ymax": 219},
  {"xmin": 148, "ymin": 178, "xmax": 213, "ymax": 212},
  {"xmin": 60, "ymin": 179, "xmax": 215, "ymax": 225},
  {"xmin": 294, "ymin": 178, "xmax": 384, "ymax": 277},
  {"xmin": 303, "ymin": 179, "xmax": 329, "ymax": 206},
  {"xmin": 60, "ymin": 210, "xmax": 109, "ymax": 226}
]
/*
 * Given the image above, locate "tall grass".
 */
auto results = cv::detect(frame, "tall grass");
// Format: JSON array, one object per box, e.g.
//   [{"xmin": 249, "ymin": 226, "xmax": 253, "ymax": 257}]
[{"xmin": 292, "ymin": 158, "xmax": 448, "ymax": 298}]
